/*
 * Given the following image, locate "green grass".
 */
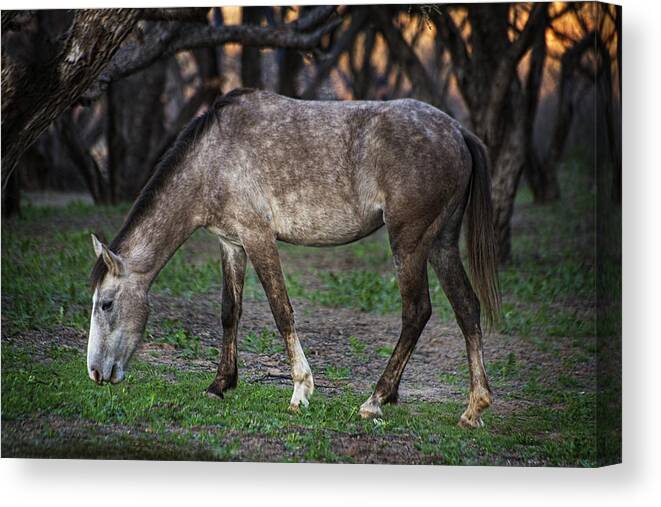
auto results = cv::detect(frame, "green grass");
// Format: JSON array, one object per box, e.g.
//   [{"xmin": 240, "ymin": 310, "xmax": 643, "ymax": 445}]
[
  {"xmin": 1, "ymin": 345, "xmax": 597, "ymax": 465},
  {"xmin": 376, "ymin": 345, "xmax": 394, "ymax": 358},
  {"xmin": 1, "ymin": 156, "xmax": 612, "ymax": 465},
  {"xmin": 325, "ymin": 365, "xmax": 351, "ymax": 381},
  {"xmin": 0, "ymin": 211, "xmax": 263, "ymax": 334},
  {"xmin": 348, "ymin": 335, "xmax": 367, "ymax": 358},
  {"xmin": 241, "ymin": 327, "xmax": 284, "ymax": 355},
  {"xmin": 148, "ymin": 320, "xmax": 219, "ymax": 360}
]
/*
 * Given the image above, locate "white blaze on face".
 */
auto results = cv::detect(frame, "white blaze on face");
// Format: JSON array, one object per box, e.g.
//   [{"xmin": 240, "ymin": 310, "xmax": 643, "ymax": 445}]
[
  {"xmin": 87, "ymin": 289, "xmax": 101, "ymax": 381},
  {"xmin": 87, "ymin": 288, "xmax": 126, "ymax": 384},
  {"xmin": 88, "ymin": 235, "xmax": 152, "ymax": 385}
]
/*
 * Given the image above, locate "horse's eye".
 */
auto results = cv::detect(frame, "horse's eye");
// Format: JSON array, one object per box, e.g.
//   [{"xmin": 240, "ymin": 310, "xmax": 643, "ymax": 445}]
[{"xmin": 101, "ymin": 300, "xmax": 113, "ymax": 312}]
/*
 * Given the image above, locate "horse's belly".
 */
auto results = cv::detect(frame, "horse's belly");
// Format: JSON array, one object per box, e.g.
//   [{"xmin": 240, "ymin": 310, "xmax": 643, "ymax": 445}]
[{"xmin": 272, "ymin": 202, "xmax": 384, "ymax": 247}]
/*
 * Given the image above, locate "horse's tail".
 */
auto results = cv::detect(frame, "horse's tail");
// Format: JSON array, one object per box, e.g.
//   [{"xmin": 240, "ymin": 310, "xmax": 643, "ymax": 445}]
[{"xmin": 460, "ymin": 127, "xmax": 501, "ymax": 330}]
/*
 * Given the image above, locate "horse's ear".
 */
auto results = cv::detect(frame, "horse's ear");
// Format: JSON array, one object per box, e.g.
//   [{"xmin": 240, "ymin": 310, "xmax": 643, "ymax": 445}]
[
  {"xmin": 91, "ymin": 234, "xmax": 125, "ymax": 275},
  {"xmin": 91, "ymin": 234, "xmax": 105, "ymax": 258}
]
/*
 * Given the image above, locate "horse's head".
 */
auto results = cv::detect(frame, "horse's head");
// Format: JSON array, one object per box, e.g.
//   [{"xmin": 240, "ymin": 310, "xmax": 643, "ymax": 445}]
[{"xmin": 87, "ymin": 234, "xmax": 149, "ymax": 385}]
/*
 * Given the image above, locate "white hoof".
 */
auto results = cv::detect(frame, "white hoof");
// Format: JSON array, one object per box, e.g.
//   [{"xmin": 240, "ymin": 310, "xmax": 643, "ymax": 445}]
[
  {"xmin": 289, "ymin": 373, "xmax": 314, "ymax": 411},
  {"xmin": 359, "ymin": 396, "xmax": 383, "ymax": 419},
  {"xmin": 458, "ymin": 412, "xmax": 485, "ymax": 429}
]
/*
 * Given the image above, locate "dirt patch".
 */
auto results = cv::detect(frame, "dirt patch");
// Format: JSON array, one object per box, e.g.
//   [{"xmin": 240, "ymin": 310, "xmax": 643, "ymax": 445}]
[
  {"xmin": 1, "ymin": 416, "xmax": 218, "ymax": 461},
  {"xmin": 2, "ymin": 289, "xmax": 595, "ymax": 415},
  {"xmin": 1, "ymin": 414, "xmax": 435, "ymax": 464},
  {"xmin": 329, "ymin": 432, "xmax": 440, "ymax": 464}
]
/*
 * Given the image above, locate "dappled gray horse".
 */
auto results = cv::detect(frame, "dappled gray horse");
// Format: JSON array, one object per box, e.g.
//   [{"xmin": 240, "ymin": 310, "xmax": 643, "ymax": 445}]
[{"xmin": 88, "ymin": 88, "xmax": 500, "ymax": 427}]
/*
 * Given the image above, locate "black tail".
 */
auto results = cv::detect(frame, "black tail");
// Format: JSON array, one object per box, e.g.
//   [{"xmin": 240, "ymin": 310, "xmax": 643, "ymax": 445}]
[{"xmin": 461, "ymin": 128, "xmax": 501, "ymax": 330}]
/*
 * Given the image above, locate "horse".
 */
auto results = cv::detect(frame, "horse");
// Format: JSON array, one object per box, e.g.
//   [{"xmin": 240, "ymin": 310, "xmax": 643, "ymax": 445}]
[{"xmin": 88, "ymin": 88, "xmax": 500, "ymax": 428}]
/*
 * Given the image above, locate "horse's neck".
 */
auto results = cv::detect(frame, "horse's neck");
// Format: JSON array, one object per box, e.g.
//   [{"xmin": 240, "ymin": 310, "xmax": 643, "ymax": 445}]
[{"xmin": 120, "ymin": 174, "xmax": 205, "ymax": 287}]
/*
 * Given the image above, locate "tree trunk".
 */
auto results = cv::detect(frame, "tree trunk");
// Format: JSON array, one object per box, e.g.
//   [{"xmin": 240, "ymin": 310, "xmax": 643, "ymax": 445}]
[
  {"xmin": 594, "ymin": 37, "xmax": 620, "ymax": 205},
  {"xmin": 612, "ymin": 6, "xmax": 622, "ymax": 204},
  {"xmin": 350, "ymin": 25, "xmax": 376, "ymax": 100},
  {"xmin": 106, "ymin": 58, "xmax": 168, "ymax": 201},
  {"xmin": 541, "ymin": 32, "xmax": 596, "ymax": 204},
  {"xmin": 523, "ymin": 13, "xmax": 560, "ymax": 204},
  {"xmin": 277, "ymin": 7, "xmax": 304, "ymax": 97},
  {"xmin": 57, "ymin": 111, "xmax": 111, "ymax": 204},
  {"xmin": 490, "ymin": 108, "xmax": 528, "ymax": 262},
  {"xmin": 2, "ymin": 168, "xmax": 21, "ymax": 218},
  {"xmin": 241, "ymin": 7, "xmax": 264, "ymax": 88},
  {"xmin": 1, "ymin": 9, "xmax": 140, "ymax": 191},
  {"xmin": 458, "ymin": 4, "xmax": 546, "ymax": 262},
  {"xmin": 278, "ymin": 48, "xmax": 303, "ymax": 97}
]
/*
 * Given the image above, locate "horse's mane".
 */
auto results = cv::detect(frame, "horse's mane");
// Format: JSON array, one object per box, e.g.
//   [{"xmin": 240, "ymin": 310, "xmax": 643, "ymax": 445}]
[{"xmin": 91, "ymin": 88, "xmax": 255, "ymax": 290}]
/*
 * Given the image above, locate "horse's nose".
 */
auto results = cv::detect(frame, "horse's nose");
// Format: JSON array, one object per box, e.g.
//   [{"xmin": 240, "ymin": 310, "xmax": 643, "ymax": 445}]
[{"xmin": 90, "ymin": 367, "xmax": 102, "ymax": 384}]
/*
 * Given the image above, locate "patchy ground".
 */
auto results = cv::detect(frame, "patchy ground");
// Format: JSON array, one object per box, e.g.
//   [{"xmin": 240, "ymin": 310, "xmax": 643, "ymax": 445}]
[{"xmin": 1, "ymin": 165, "xmax": 617, "ymax": 465}]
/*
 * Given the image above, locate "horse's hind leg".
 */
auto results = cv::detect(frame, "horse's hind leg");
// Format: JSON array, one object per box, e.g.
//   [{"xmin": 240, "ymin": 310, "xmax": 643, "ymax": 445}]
[
  {"xmin": 207, "ymin": 240, "xmax": 246, "ymax": 399},
  {"xmin": 359, "ymin": 224, "xmax": 433, "ymax": 419},
  {"xmin": 429, "ymin": 218, "xmax": 492, "ymax": 428},
  {"xmin": 239, "ymin": 229, "xmax": 314, "ymax": 411}
]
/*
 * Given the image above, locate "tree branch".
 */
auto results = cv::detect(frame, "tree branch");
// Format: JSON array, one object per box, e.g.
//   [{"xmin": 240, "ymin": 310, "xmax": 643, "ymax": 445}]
[
  {"xmin": 83, "ymin": 7, "xmax": 342, "ymax": 102},
  {"xmin": 432, "ymin": 8, "xmax": 471, "ymax": 91},
  {"xmin": 140, "ymin": 8, "xmax": 210, "ymax": 23},
  {"xmin": 301, "ymin": 7, "xmax": 367, "ymax": 99},
  {"xmin": 373, "ymin": 7, "xmax": 444, "ymax": 108},
  {"xmin": 286, "ymin": 5, "xmax": 337, "ymax": 31}
]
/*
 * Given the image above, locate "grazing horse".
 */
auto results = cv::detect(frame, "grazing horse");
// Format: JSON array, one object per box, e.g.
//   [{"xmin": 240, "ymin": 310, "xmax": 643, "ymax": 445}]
[{"xmin": 88, "ymin": 88, "xmax": 500, "ymax": 428}]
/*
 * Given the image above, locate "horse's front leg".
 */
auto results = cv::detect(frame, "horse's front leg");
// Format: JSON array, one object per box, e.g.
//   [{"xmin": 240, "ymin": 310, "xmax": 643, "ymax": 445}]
[
  {"xmin": 240, "ymin": 229, "xmax": 314, "ymax": 411},
  {"xmin": 206, "ymin": 240, "xmax": 246, "ymax": 399}
]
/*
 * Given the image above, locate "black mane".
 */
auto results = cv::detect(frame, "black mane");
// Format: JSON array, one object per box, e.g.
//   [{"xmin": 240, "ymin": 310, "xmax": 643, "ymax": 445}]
[{"xmin": 90, "ymin": 88, "xmax": 255, "ymax": 289}]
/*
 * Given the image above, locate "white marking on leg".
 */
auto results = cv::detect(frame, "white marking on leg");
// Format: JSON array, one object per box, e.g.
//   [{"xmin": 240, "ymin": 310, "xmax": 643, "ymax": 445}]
[
  {"xmin": 359, "ymin": 394, "xmax": 383, "ymax": 419},
  {"xmin": 288, "ymin": 336, "xmax": 314, "ymax": 410}
]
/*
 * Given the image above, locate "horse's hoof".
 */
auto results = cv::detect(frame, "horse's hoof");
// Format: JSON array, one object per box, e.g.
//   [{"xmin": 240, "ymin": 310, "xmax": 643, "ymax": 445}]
[
  {"xmin": 359, "ymin": 397, "xmax": 383, "ymax": 419},
  {"xmin": 205, "ymin": 384, "xmax": 224, "ymax": 400},
  {"xmin": 458, "ymin": 414, "xmax": 484, "ymax": 429},
  {"xmin": 290, "ymin": 375, "xmax": 313, "ymax": 410}
]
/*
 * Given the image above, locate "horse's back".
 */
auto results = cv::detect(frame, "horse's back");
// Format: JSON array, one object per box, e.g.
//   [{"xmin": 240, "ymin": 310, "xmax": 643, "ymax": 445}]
[{"xmin": 213, "ymin": 90, "xmax": 471, "ymax": 246}]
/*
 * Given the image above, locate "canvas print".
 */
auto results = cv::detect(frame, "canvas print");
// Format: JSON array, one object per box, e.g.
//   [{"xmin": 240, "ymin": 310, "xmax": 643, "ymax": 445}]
[{"xmin": 1, "ymin": 3, "xmax": 621, "ymax": 466}]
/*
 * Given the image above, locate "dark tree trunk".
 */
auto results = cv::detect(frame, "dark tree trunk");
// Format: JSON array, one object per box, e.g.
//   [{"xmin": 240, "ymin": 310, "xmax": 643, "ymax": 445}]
[
  {"xmin": 106, "ymin": 58, "xmax": 168, "ymax": 201},
  {"xmin": 1, "ymin": 9, "xmax": 140, "ymax": 191},
  {"xmin": 2, "ymin": 168, "xmax": 21, "ymax": 218},
  {"xmin": 192, "ymin": 41, "xmax": 221, "ymax": 85},
  {"xmin": 523, "ymin": 14, "xmax": 559, "ymax": 204},
  {"xmin": 211, "ymin": 7, "xmax": 225, "ymax": 77},
  {"xmin": 16, "ymin": 138, "xmax": 49, "ymax": 192},
  {"xmin": 278, "ymin": 49, "xmax": 303, "ymax": 97},
  {"xmin": 489, "ymin": 108, "xmax": 528, "ymax": 262},
  {"xmin": 612, "ymin": 6, "xmax": 622, "ymax": 204},
  {"xmin": 445, "ymin": 4, "xmax": 548, "ymax": 262},
  {"xmin": 350, "ymin": 24, "xmax": 376, "ymax": 100},
  {"xmin": 277, "ymin": 7, "xmax": 303, "ymax": 97},
  {"xmin": 594, "ymin": 35, "xmax": 620, "ymax": 205},
  {"xmin": 541, "ymin": 32, "xmax": 596, "ymax": 205},
  {"xmin": 57, "ymin": 111, "xmax": 111, "ymax": 204},
  {"xmin": 241, "ymin": 7, "xmax": 264, "ymax": 88}
]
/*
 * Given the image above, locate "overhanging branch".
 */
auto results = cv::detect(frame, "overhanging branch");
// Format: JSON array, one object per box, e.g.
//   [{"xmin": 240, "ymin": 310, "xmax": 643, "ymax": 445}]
[{"xmin": 82, "ymin": 6, "xmax": 341, "ymax": 102}]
